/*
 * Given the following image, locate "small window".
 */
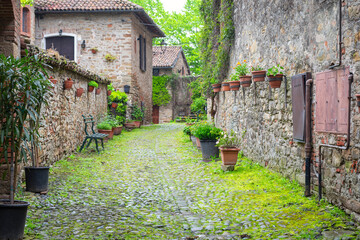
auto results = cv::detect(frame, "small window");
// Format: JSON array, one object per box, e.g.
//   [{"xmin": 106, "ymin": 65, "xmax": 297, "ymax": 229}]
[
  {"xmin": 182, "ymin": 66, "xmax": 184, "ymax": 75},
  {"xmin": 153, "ymin": 69, "xmax": 160, "ymax": 76},
  {"xmin": 45, "ymin": 36, "xmax": 75, "ymax": 60},
  {"xmin": 21, "ymin": 7, "xmax": 30, "ymax": 35},
  {"xmin": 138, "ymin": 35, "xmax": 146, "ymax": 72}
]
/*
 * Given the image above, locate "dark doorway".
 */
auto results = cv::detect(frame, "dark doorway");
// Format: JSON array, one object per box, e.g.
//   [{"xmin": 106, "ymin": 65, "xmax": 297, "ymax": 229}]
[
  {"xmin": 46, "ymin": 36, "xmax": 75, "ymax": 60},
  {"xmin": 152, "ymin": 105, "xmax": 159, "ymax": 124}
]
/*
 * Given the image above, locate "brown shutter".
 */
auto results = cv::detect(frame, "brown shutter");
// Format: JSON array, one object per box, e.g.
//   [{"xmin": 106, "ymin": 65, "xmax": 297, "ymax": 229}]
[{"xmin": 143, "ymin": 37, "xmax": 146, "ymax": 71}]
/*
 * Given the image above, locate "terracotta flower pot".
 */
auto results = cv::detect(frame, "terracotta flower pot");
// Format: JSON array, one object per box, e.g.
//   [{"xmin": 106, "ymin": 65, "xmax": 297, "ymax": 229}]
[
  {"xmin": 49, "ymin": 77, "xmax": 57, "ymax": 89},
  {"xmin": 88, "ymin": 86, "xmax": 95, "ymax": 92},
  {"xmin": 91, "ymin": 49, "xmax": 98, "ymax": 54},
  {"xmin": 268, "ymin": 74, "xmax": 283, "ymax": 88},
  {"xmin": 111, "ymin": 102, "xmax": 118, "ymax": 108},
  {"xmin": 113, "ymin": 126, "xmax": 123, "ymax": 135},
  {"xmin": 97, "ymin": 129, "xmax": 113, "ymax": 140},
  {"xmin": 221, "ymin": 82, "xmax": 230, "ymax": 91},
  {"xmin": 220, "ymin": 147, "xmax": 240, "ymax": 166},
  {"xmin": 76, "ymin": 88, "xmax": 84, "ymax": 97},
  {"xmin": 195, "ymin": 137, "xmax": 201, "ymax": 149},
  {"xmin": 240, "ymin": 75, "xmax": 252, "ymax": 87},
  {"xmin": 212, "ymin": 83, "xmax": 221, "ymax": 93},
  {"xmin": 356, "ymin": 94, "xmax": 360, "ymax": 112},
  {"xmin": 96, "ymin": 88, "xmax": 101, "ymax": 95},
  {"xmin": 124, "ymin": 122, "xmax": 136, "ymax": 129},
  {"xmin": 107, "ymin": 90, "xmax": 112, "ymax": 96},
  {"xmin": 228, "ymin": 81, "xmax": 240, "ymax": 91},
  {"xmin": 64, "ymin": 78, "xmax": 74, "ymax": 90},
  {"xmin": 133, "ymin": 121, "xmax": 141, "ymax": 128},
  {"xmin": 252, "ymin": 70, "xmax": 267, "ymax": 82}
]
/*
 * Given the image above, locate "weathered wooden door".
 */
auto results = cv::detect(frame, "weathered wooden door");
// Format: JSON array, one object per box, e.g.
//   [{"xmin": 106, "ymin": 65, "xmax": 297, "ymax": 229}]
[
  {"xmin": 152, "ymin": 105, "xmax": 159, "ymax": 124},
  {"xmin": 45, "ymin": 36, "xmax": 75, "ymax": 60}
]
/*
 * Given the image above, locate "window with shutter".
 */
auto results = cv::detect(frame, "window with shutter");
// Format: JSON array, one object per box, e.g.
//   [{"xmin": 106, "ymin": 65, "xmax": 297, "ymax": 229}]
[
  {"xmin": 138, "ymin": 35, "xmax": 146, "ymax": 72},
  {"xmin": 21, "ymin": 7, "xmax": 30, "ymax": 36}
]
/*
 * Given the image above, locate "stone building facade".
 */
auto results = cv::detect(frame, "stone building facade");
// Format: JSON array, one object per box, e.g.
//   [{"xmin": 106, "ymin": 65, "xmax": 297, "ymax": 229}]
[
  {"xmin": 211, "ymin": 0, "xmax": 360, "ymax": 220},
  {"xmin": 152, "ymin": 46, "xmax": 191, "ymax": 123},
  {"xmin": 33, "ymin": 0, "xmax": 165, "ymax": 123}
]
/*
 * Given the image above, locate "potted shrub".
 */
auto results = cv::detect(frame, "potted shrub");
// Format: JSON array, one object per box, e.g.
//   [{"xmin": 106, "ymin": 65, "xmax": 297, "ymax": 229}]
[
  {"xmin": 105, "ymin": 53, "xmax": 116, "ymax": 62},
  {"xmin": 212, "ymin": 83, "xmax": 221, "ymax": 93},
  {"xmin": 90, "ymin": 47, "xmax": 98, "ymax": 54},
  {"xmin": 228, "ymin": 73, "xmax": 240, "ymax": 91},
  {"xmin": 109, "ymin": 91, "xmax": 127, "ymax": 109},
  {"xmin": 251, "ymin": 65, "xmax": 267, "ymax": 82},
  {"xmin": 216, "ymin": 130, "xmax": 243, "ymax": 169},
  {"xmin": 88, "ymin": 80, "xmax": 98, "ymax": 92},
  {"xmin": 76, "ymin": 87, "xmax": 84, "ymax": 97},
  {"xmin": 193, "ymin": 122, "xmax": 222, "ymax": 162},
  {"xmin": 124, "ymin": 121, "xmax": 137, "ymax": 129},
  {"xmin": 234, "ymin": 60, "xmax": 251, "ymax": 87},
  {"xmin": 64, "ymin": 77, "xmax": 74, "ymax": 90},
  {"xmin": 267, "ymin": 64, "xmax": 284, "ymax": 88},
  {"xmin": 0, "ymin": 53, "xmax": 51, "ymax": 239},
  {"xmin": 107, "ymin": 83, "xmax": 115, "ymax": 96},
  {"xmin": 131, "ymin": 105, "xmax": 144, "ymax": 128},
  {"xmin": 97, "ymin": 121, "xmax": 113, "ymax": 140}
]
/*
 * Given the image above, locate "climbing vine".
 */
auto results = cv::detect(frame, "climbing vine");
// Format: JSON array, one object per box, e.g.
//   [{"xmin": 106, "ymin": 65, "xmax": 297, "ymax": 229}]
[{"xmin": 152, "ymin": 74, "xmax": 177, "ymax": 106}]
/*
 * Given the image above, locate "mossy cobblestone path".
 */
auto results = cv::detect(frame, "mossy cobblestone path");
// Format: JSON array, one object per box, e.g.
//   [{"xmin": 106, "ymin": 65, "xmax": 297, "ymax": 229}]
[{"xmin": 20, "ymin": 124, "xmax": 359, "ymax": 239}]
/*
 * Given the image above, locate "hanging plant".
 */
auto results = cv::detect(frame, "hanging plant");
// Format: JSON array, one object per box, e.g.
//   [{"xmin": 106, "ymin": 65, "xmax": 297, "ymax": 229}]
[{"xmin": 104, "ymin": 53, "xmax": 116, "ymax": 62}]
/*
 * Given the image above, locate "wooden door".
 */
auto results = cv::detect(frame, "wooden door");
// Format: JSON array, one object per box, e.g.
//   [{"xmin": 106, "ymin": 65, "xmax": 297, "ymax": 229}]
[{"xmin": 152, "ymin": 105, "xmax": 159, "ymax": 124}]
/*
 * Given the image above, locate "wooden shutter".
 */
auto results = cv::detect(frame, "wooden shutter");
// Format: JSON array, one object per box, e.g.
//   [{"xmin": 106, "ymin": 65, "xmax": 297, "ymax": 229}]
[
  {"xmin": 291, "ymin": 73, "xmax": 307, "ymax": 142},
  {"xmin": 139, "ymin": 35, "xmax": 146, "ymax": 72}
]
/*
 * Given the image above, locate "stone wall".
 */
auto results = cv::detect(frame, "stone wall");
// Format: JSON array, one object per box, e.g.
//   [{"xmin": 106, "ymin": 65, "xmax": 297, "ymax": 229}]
[
  {"xmin": 212, "ymin": 0, "xmax": 360, "ymax": 220},
  {"xmin": 0, "ymin": 0, "xmax": 21, "ymax": 57}
]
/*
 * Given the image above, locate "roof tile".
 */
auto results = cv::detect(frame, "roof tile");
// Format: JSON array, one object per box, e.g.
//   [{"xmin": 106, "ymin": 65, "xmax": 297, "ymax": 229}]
[{"xmin": 153, "ymin": 46, "xmax": 182, "ymax": 68}]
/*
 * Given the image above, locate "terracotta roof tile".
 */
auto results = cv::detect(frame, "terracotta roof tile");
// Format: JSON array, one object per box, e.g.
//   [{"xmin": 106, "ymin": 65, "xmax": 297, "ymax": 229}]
[
  {"xmin": 34, "ymin": 0, "xmax": 143, "ymax": 12},
  {"xmin": 153, "ymin": 46, "xmax": 183, "ymax": 68}
]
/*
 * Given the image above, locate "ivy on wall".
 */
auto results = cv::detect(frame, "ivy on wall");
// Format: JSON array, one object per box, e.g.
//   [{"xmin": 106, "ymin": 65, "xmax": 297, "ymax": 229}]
[{"xmin": 152, "ymin": 74, "xmax": 177, "ymax": 106}]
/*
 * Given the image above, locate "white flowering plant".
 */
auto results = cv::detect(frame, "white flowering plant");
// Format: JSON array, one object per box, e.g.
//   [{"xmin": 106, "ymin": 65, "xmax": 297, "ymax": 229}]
[{"xmin": 216, "ymin": 130, "xmax": 244, "ymax": 148}]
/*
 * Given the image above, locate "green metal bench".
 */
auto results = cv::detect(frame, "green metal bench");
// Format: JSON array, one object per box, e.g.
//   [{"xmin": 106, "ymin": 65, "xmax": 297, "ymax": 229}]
[{"xmin": 79, "ymin": 115, "xmax": 108, "ymax": 153}]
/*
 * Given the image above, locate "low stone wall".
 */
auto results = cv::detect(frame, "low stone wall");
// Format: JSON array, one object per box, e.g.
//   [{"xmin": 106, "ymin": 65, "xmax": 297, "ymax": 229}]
[{"xmin": 210, "ymin": 0, "xmax": 360, "ymax": 221}]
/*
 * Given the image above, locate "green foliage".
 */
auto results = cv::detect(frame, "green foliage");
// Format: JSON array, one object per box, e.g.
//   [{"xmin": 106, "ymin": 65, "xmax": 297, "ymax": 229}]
[
  {"xmin": 233, "ymin": 60, "xmax": 249, "ymax": 76},
  {"xmin": 109, "ymin": 91, "xmax": 128, "ymax": 104},
  {"xmin": 152, "ymin": 75, "xmax": 174, "ymax": 106},
  {"xmin": 267, "ymin": 64, "xmax": 284, "ymax": 76},
  {"xmin": 104, "ymin": 54, "xmax": 116, "ymax": 62},
  {"xmin": 107, "ymin": 83, "xmax": 115, "ymax": 91},
  {"xmin": 190, "ymin": 97, "xmax": 206, "ymax": 114},
  {"xmin": 102, "ymin": 115, "xmax": 118, "ymax": 128},
  {"xmin": 131, "ymin": 105, "xmax": 144, "ymax": 121},
  {"xmin": 251, "ymin": 65, "xmax": 264, "ymax": 71},
  {"xmin": 88, "ymin": 81, "xmax": 98, "ymax": 88},
  {"xmin": 216, "ymin": 130, "xmax": 244, "ymax": 148},
  {"xmin": 192, "ymin": 121, "xmax": 222, "ymax": 140},
  {"xmin": 21, "ymin": 0, "xmax": 33, "ymax": 6},
  {"xmin": 183, "ymin": 126, "xmax": 192, "ymax": 136},
  {"xmin": 97, "ymin": 122, "xmax": 112, "ymax": 130}
]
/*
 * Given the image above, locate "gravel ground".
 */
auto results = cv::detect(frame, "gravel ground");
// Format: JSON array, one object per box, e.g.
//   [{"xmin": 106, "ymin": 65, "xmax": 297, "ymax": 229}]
[{"xmin": 19, "ymin": 124, "xmax": 360, "ymax": 239}]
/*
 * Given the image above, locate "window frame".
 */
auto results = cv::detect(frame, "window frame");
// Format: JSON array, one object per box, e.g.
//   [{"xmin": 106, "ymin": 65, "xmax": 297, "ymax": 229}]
[
  {"xmin": 138, "ymin": 35, "xmax": 146, "ymax": 72},
  {"xmin": 21, "ymin": 6, "xmax": 31, "ymax": 37},
  {"xmin": 42, "ymin": 33, "xmax": 78, "ymax": 62}
]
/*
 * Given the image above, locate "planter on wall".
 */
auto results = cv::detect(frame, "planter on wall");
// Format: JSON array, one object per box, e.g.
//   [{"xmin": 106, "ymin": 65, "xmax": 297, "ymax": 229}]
[
  {"xmin": 95, "ymin": 88, "xmax": 101, "ymax": 95},
  {"xmin": 221, "ymin": 82, "xmax": 230, "ymax": 91},
  {"xmin": 229, "ymin": 81, "xmax": 240, "ymax": 91},
  {"xmin": 107, "ymin": 90, "xmax": 112, "ymax": 96},
  {"xmin": 212, "ymin": 83, "xmax": 221, "ymax": 93},
  {"xmin": 240, "ymin": 76, "xmax": 252, "ymax": 87},
  {"xmin": 0, "ymin": 200, "xmax": 29, "ymax": 240},
  {"xmin": 49, "ymin": 77, "xmax": 57, "ymax": 89},
  {"xmin": 111, "ymin": 102, "xmax": 118, "ymax": 108},
  {"xmin": 64, "ymin": 78, "xmax": 74, "ymax": 90},
  {"xmin": 220, "ymin": 147, "xmax": 240, "ymax": 166},
  {"xmin": 88, "ymin": 86, "xmax": 95, "ymax": 92},
  {"xmin": 252, "ymin": 71, "xmax": 267, "ymax": 82},
  {"xmin": 76, "ymin": 88, "xmax": 84, "ymax": 97},
  {"xmin": 200, "ymin": 139, "xmax": 219, "ymax": 162},
  {"xmin": 268, "ymin": 74, "xmax": 283, "ymax": 88}
]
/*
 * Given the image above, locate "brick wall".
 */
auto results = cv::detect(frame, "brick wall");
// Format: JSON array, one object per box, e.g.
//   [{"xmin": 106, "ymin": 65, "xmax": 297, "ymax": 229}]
[
  {"xmin": 212, "ymin": 0, "xmax": 360, "ymax": 220},
  {"xmin": 0, "ymin": 0, "xmax": 20, "ymax": 57}
]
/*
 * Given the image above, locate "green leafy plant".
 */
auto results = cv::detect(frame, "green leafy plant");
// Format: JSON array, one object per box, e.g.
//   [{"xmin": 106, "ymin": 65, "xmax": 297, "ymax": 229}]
[
  {"xmin": 109, "ymin": 91, "xmax": 127, "ymax": 103},
  {"xmin": 108, "ymin": 91, "xmax": 128, "ymax": 125},
  {"xmin": 192, "ymin": 122, "xmax": 222, "ymax": 140},
  {"xmin": 233, "ymin": 60, "xmax": 249, "ymax": 76},
  {"xmin": 131, "ymin": 105, "xmax": 144, "ymax": 121},
  {"xmin": 183, "ymin": 126, "xmax": 192, "ymax": 136},
  {"xmin": 104, "ymin": 53, "xmax": 116, "ymax": 62},
  {"xmin": 88, "ymin": 81, "xmax": 98, "ymax": 88},
  {"xmin": 251, "ymin": 65, "xmax": 264, "ymax": 71},
  {"xmin": 267, "ymin": 64, "xmax": 284, "ymax": 76},
  {"xmin": 191, "ymin": 97, "xmax": 206, "ymax": 114},
  {"xmin": 107, "ymin": 83, "xmax": 115, "ymax": 91},
  {"xmin": 97, "ymin": 122, "xmax": 112, "ymax": 130},
  {"xmin": 153, "ymin": 75, "xmax": 176, "ymax": 106},
  {"xmin": 216, "ymin": 130, "xmax": 245, "ymax": 148}
]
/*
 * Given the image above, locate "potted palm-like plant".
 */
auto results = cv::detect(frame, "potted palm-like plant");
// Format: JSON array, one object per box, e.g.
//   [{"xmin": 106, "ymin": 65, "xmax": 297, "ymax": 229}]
[
  {"xmin": 131, "ymin": 105, "xmax": 144, "ymax": 128},
  {"xmin": 267, "ymin": 64, "xmax": 284, "ymax": 88},
  {"xmin": 0, "ymin": 53, "xmax": 50, "ymax": 239},
  {"xmin": 193, "ymin": 122, "xmax": 222, "ymax": 162},
  {"xmin": 216, "ymin": 130, "xmax": 243, "ymax": 170}
]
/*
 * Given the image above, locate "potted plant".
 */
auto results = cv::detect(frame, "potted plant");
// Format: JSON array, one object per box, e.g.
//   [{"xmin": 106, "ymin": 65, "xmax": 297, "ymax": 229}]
[
  {"xmin": 90, "ymin": 47, "xmax": 98, "ymax": 54},
  {"xmin": 193, "ymin": 122, "xmax": 222, "ymax": 162},
  {"xmin": 96, "ymin": 88, "xmax": 101, "ymax": 95},
  {"xmin": 124, "ymin": 120, "xmax": 137, "ymax": 129},
  {"xmin": 76, "ymin": 87, "xmax": 84, "ymax": 97},
  {"xmin": 49, "ymin": 75, "xmax": 57, "ymax": 88},
  {"xmin": 234, "ymin": 60, "xmax": 251, "ymax": 87},
  {"xmin": 109, "ymin": 91, "xmax": 127, "ymax": 109},
  {"xmin": 64, "ymin": 77, "xmax": 74, "ymax": 90},
  {"xmin": 212, "ymin": 83, "xmax": 221, "ymax": 93},
  {"xmin": 267, "ymin": 64, "xmax": 284, "ymax": 88},
  {"xmin": 105, "ymin": 53, "xmax": 116, "ymax": 62},
  {"xmin": 216, "ymin": 130, "xmax": 243, "ymax": 169},
  {"xmin": 221, "ymin": 81, "xmax": 230, "ymax": 91},
  {"xmin": 228, "ymin": 73, "xmax": 240, "ymax": 91},
  {"xmin": 88, "ymin": 80, "xmax": 98, "ymax": 92},
  {"xmin": 97, "ymin": 121, "xmax": 113, "ymax": 140},
  {"xmin": 131, "ymin": 105, "xmax": 144, "ymax": 128},
  {"xmin": 251, "ymin": 65, "xmax": 267, "ymax": 82},
  {"xmin": 0, "ymin": 53, "xmax": 51, "ymax": 239},
  {"xmin": 107, "ymin": 83, "xmax": 115, "ymax": 96}
]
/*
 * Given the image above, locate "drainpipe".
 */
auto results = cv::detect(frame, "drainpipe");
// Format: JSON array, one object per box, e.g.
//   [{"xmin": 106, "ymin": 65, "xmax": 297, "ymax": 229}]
[
  {"xmin": 330, "ymin": 0, "xmax": 342, "ymax": 69},
  {"xmin": 305, "ymin": 79, "xmax": 313, "ymax": 197},
  {"xmin": 317, "ymin": 72, "xmax": 353, "ymax": 201}
]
